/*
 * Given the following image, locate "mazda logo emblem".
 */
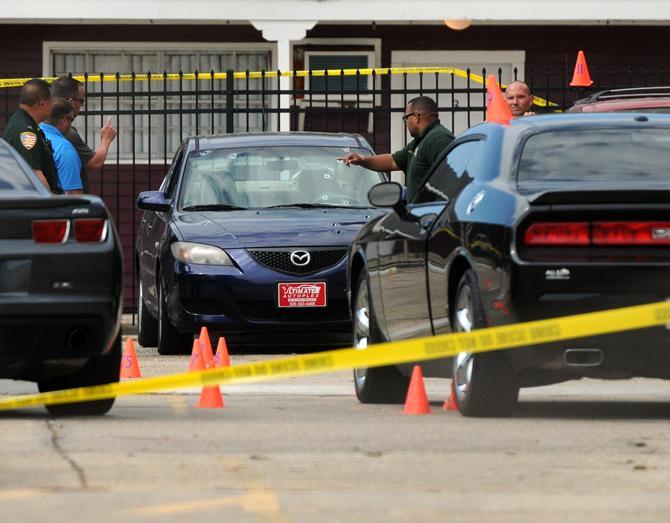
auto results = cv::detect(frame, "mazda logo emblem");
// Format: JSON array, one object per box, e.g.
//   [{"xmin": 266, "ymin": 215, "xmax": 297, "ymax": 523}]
[{"xmin": 290, "ymin": 250, "xmax": 311, "ymax": 266}]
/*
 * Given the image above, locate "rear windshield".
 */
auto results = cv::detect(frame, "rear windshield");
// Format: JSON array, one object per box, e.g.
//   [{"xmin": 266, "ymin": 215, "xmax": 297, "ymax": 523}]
[
  {"xmin": 518, "ymin": 128, "xmax": 670, "ymax": 183},
  {"xmin": 612, "ymin": 107, "xmax": 670, "ymax": 114},
  {"xmin": 0, "ymin": 143, "xmax": 36, "ymax": 192}
]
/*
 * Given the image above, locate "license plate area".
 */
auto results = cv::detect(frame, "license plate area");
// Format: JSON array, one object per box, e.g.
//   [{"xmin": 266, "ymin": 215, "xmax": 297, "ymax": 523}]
[{"xmin": 277, "ymin": 282, "xmax": 327, "ymax": 308}]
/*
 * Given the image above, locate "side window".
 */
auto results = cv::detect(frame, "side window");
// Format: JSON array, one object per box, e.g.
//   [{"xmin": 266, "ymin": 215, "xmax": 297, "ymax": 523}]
[
  {"xmin": 160, "ymin": 147, "xmax": 184, "ymax": 199},
  {"xmin": 413, "ymin": 140, "xmax": 479, "ymax": 204}
]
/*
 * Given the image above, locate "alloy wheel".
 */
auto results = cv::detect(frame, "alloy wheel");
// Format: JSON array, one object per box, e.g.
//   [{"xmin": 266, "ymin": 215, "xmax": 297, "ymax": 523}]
[
  {"xmin": 353, "ymin": 280, "xmax": 370, "ymax": 389},
  {"xmin": 453, "ymin": 284, "xmax": 475, "ymax": 403}
]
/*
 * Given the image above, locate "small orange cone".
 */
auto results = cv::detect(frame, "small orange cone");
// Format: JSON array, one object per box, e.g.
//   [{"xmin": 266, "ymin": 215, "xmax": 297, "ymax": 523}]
[
  {"xmin": 214, "ymin": 336, "xmax": 231, "ymax": 368},
  {"xmin": 485, "ymin": 75, "xmax": 512, "ymax": 125},
  {"xmin": 187, "ymin": 338, "xmax": 205, "ymax": 372},
  {"xmin": 198, "ymin": 326, "xmax": 215, "ymax": 367},
  {"xmin": 196, "ymin": 363, "xmax": 224, "ymax": 409},
  {"xmin": 402, "ymin": 365, "xmax": 431, "ymax": 415},
  {"xmin": 120, "ymin": 338, "xmax": 142, "ymax": 378},
  {"xmin": 570, "ymin": 50, "xmax": 594, "ymax": 87},
  {"xmin": 442, "ymin": 381, "xmax": 459, "ymax": 411}
]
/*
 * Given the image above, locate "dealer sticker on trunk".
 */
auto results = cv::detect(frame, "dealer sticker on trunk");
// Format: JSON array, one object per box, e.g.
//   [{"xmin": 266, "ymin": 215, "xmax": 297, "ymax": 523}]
[{"xmin": 278, "ymin": 282, "xmax": 327, "ymax": 308}]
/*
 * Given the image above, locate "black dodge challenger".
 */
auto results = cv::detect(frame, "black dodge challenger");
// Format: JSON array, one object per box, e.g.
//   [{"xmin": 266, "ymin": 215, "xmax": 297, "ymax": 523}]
[
  {"xmin": 0, "ymin": 139, "xmax": 123, "ymax": 416},
  {"xmin": 348, "ymin": 113, "xmax": 670, "ymax": 416}
]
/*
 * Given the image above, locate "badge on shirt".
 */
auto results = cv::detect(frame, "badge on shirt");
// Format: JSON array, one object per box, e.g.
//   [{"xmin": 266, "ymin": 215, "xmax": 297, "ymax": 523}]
[{"xmin": 20, "ymin": 131, "xmax": 37, "ymax": 150}]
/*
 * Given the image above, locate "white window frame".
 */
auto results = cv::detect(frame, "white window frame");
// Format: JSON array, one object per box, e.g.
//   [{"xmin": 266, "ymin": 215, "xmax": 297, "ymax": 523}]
[
  {"xmin": 292, "ymin": 38, "xmax": 381, "ymax": 132},
  {"xmin": 43, "ymin": 41, "xmax": 277, "ymax": 163}
]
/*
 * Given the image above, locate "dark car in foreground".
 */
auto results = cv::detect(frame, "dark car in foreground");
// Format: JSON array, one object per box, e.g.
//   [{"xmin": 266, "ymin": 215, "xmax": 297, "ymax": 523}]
[
  {"xmin": 349, "ymin": 113, "xmax": 670, "ymax": 416},
  {"xmin": 136, "ymin": 132, "xmax": 386, "ymax": 354},
  {"xmin": 568, "ymin": 86, "xmax": 670, "ymax": 114},
  {"xmin": 0, "ymin": 139, "xmax": 123, "ymax": 416}
]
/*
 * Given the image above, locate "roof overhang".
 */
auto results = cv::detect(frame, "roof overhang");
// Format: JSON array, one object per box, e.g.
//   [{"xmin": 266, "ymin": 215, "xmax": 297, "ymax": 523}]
[{"xmin": 3, "ymin": 0, "xmax": 670, "ymax": 24}]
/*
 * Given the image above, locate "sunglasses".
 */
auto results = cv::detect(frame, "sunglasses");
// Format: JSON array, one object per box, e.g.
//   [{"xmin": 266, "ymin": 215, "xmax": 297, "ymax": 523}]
[
  {"xmin": 67, "ymin": 97, "xmax": 86, "ymax": 105},
  {"xmin": 401, "ymin": 112, "xmax": 418, "ymax": 122}
]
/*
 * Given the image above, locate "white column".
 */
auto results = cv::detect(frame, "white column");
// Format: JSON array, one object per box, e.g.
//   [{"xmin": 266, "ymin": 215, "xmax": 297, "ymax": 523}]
[{"xmin": 251, "ymin": 20, "xmax": 317, "ymax": 132}]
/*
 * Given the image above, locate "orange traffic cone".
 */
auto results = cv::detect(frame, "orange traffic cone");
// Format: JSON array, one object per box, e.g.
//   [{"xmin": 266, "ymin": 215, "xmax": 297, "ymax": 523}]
[
  {"xmin": 570, "ymin": 50, "xmax": 594, "ymax": 87},
  {"xmin": 198, "ymin": 326, "xmax": 215, "ymax": 367},
  {"xmin": 442, "ymin": 381, "xmax": 459, "ymax": 411},
  {"xmin": 188, "ymin": 338, "xmax": 205, "ymax": 372},
  {"xmin": 196, "ymin": 363, "xmax": 224, "ymax": 409},
  {"xmin": 120, "ymin": 337, "xmax": 142, "ymax": 378},
  {"xmin": 402, "ymin": 365, "xmax": 431, "ymax": 415},
  {"xmin": 214, "ymin": 336, "xmax": 231, "ymax": 368},
  {"xmin": 485, "ymin": 75, "xmax": 512, "ymax": 125}
]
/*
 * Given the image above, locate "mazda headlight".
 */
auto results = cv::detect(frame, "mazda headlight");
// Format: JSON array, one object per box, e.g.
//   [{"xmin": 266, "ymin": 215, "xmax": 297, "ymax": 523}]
[{"xmin": 171, "ymin": 242, "xmax": 233, "ymax": 265}]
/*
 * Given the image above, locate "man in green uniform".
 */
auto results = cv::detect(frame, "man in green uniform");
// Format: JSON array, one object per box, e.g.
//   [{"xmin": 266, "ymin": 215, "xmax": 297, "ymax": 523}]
[
  {"xmin": 338, "ymin": 96, "xmax": 454, "ymax": 201},
  {"xmin": 3, "ymin": 78, "xmax": 62, "ymax": 194}
]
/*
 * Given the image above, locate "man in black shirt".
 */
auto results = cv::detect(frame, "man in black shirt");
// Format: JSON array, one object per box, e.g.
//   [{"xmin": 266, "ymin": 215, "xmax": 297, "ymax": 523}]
[{"xmin": 3, "ymin": 78, "xmax": 62, "ymax": 193}]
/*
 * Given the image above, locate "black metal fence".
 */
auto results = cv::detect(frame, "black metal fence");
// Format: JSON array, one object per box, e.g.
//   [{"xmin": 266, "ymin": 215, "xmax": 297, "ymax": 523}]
[{"xmin": 0, "ymin": 64, "xmax": 665, "ymax": 313}]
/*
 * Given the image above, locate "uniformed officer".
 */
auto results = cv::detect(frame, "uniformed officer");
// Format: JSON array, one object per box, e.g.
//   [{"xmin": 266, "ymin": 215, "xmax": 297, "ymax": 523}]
[
  {"xmin": 338, "ymin": 96, "xmax": 454, "ymax": 201},
  {"xmin": 3, "ymin": 78, "xmax": 62, "ymax": 194}
]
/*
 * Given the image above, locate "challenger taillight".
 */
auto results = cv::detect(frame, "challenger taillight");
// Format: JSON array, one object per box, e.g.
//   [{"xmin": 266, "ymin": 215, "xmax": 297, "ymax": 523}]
[
  {"xmin": 524, "ymin": 221, "xmax": 670, "ymax": 246},
  {"xmin": 592, "ymin": 222, "xmax": 670, "ymax": 245},
  {"xmin": 32, "ymin": 219, "xmax": 69, "ymax": 243},
  {"xmin": 74, "ymin": 218, "xmax": 107, "ymax": 242},
  {"xmin": 524, "ymin": 222, "xmax": 590, "ymax": 246}
]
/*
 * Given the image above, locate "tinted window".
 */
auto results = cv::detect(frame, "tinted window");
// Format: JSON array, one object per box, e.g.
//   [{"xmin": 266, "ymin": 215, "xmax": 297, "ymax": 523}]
[
  {"xmin": 413, "ymin": 140, "xmax": 479, "ymax": 204},
  {"xmin": 0, "ymin": 144, "xmax": 36, "ymax": 192},
  {"xmin": 519, "ymin": 128, "xmax": 670, "ymax": 182}
]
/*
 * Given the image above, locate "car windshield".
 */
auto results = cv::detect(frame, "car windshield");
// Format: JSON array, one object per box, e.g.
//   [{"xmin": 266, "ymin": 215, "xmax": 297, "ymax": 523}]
[
  {"xmin": 179, "ymin": 145, "xmax": 384, "ymax": 209},
  {"xmin": 0, "ymin": 144, "xmax": 37, "ymax": 192},
  {"xmin": 518, "ymin": 128, "xmax": 670, "ymax": 183}
]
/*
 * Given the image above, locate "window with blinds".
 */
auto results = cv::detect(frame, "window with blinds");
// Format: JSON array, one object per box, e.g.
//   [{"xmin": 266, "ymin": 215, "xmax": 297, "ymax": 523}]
[{"xmin": 50, "ymin": 47, "xmax": 272, "ymax": 161}]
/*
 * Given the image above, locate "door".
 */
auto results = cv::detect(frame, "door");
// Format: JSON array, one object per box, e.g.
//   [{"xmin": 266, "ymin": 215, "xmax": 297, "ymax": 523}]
[{"xmin": 139, "ymin": 145, "xmax": 185, "ymax": 305}]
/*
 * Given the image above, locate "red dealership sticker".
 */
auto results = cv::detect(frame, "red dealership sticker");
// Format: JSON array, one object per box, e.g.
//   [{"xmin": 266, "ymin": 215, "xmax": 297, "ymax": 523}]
[{"xmin": 277, "ymin": 282, "xmax": 327, "ymax": 308}]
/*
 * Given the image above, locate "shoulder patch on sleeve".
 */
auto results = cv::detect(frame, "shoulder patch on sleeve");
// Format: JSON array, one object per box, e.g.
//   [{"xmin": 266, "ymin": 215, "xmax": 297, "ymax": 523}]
[{"xmin": 20, "ymin": 131, "xmax": 37, "ymax": 150}]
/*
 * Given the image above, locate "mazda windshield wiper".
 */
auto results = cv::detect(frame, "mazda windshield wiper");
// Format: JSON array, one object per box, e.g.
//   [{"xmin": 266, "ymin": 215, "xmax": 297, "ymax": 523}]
[
  {"xmin": 263, "ymin": 203, "xmax": 330, "ymax": 209},
  {"xmin": 182, "ymin": 204, "xmax": 247, "ymax": 211}
]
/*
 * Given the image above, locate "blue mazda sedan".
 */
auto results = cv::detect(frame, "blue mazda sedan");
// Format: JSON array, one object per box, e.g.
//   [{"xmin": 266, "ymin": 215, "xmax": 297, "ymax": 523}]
[{"xmin": 136, "ymin": 133, "xmax": 386, "ymax": 354}]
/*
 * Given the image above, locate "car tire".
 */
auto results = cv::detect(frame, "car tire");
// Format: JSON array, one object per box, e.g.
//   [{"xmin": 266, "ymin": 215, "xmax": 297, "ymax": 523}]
[
  {"xmin": 137, "ymin": 279, "xmax": 158, "ymax": 348},
  {"xmin": 38, "ymin": 331, "xmax": 122, "ymax": 416},
  {"xmin": 353, "ymin": 270, "xmax": 410, "ymax": 404},
  {"xmin": 157, "ymin": 280, "xmax": 192, "ymax": 355},
  {"xmin": 451, "ymin": 269, "xmax": 519, "ymax": 417}
]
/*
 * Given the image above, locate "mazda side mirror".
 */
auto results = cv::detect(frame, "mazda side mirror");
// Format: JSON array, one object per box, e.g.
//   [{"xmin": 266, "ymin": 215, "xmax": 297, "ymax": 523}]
[{"xmin": 137, "ymin": 191, "xmax": 171, "ymax": 212}]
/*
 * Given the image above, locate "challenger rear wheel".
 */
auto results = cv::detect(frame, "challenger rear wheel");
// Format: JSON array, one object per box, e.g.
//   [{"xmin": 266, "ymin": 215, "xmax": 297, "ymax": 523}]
[
  {"xmin": 39, "ymin": 332, "xmax": 122, "ymax": 416},
  {"xmin": 353, "ymin": 270, "xmax": 409, "ymax": 404},
  {"xmin": 452, "ymin": 270, "xmax": 519, "ymax": 417},
  {"xmin": 157, "ymin": 280, "xmax": 192, "ymax": 355}
]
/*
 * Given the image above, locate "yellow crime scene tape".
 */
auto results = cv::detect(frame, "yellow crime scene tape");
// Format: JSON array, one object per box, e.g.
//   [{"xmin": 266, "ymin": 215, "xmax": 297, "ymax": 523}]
[
  {"xmin": 1, "ymin": 300, "xmax": 669, "ymax": 412},
  {"xmin": 0, "ymin": 66, "xmax": 557, "ymax": 108}
]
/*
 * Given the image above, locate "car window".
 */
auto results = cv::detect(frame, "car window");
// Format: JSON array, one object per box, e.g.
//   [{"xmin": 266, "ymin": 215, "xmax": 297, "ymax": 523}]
[
  {"xmin": 412, "ymin": 140, "xmax": 479, "ymax": 204},
  {"xmin": 518, "ymin": 128, "xmax": 670, "ymax": 183},
  {"xmin": 178, "ymin": 145, "xmax": 385, "ymax": 209},
  {"xmin": 0, "ymin": 143, "xmax": 37, "ymax": 192}
]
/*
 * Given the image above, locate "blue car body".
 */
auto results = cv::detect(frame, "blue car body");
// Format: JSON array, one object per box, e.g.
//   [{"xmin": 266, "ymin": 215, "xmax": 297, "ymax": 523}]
[{"xmin": 136, "ymin": 132, "xmax": 385, "ymax": 353}]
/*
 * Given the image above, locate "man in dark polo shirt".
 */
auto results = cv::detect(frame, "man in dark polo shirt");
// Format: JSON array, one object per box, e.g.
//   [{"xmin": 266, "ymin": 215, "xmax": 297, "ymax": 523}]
[
  {"xmin": 3, "ymin": 78, "xmax": 62, "ymax": 194},
  {"xmin": 339, "ymin": 96, "xmax": 454, "ymax": 200}
]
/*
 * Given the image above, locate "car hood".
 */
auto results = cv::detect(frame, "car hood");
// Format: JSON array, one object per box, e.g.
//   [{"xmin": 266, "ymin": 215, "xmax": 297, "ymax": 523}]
[{"xmin": 172, "ymin": 208, "xmax": 384, "ymax": 248}]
